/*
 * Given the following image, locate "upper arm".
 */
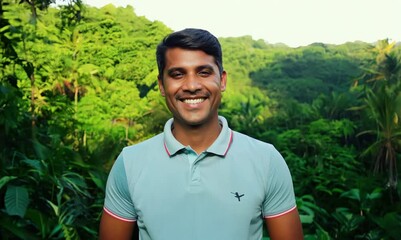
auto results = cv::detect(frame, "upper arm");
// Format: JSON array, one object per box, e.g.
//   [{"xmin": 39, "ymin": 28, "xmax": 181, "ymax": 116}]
[
  {"xmin": 101, "ymin": 152, "xmax": 138, "ymax": 239},
  {"xmin": 99, "ymin": 210, "xmax": 137, "ymax": 240},
  {"xmin": 104, "ymin": 153, "xmax": 137, "ymax": 221},
  {"xmin": 265, "ymin": 208, "xmax": 303, "ymax": 240},
  {"xmin": 263, "ymin": 146, "xmax": 296, "ymax": 217},
  {"xmin": 263, "ymin": 146, "xmax": 302, "ymax": 239}
]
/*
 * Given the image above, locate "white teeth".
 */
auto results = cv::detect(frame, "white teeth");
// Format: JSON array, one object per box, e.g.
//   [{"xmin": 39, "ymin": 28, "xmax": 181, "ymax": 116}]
[{"xmin": 183, "ymin": 98, "xmax": 205, "ymax": 104}]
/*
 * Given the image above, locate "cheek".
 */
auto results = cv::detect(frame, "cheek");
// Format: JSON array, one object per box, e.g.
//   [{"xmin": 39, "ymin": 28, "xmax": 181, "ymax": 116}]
[
  {"xmin": 163, "ymin": 82, "xmax": 181, "ymax": 95},
  {"xmin": 210, "ymin": 79, "xmax": 223, "ymax": 90}
]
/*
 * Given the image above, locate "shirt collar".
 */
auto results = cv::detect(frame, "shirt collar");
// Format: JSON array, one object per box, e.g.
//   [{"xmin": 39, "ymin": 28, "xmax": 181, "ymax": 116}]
[{"xmin": 163, "ymin": 116, "xmax": 233, "ymax": 157}]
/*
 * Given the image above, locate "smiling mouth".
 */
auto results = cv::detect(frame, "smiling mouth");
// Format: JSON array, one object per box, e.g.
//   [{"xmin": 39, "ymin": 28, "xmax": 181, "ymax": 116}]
[{"xmin": 182, "ymin": 98, "xmax": 205, "ymax": 104}]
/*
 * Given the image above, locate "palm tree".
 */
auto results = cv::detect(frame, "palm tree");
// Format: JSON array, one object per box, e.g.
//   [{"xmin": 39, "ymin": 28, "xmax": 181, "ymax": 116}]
[{"xmin": 358, "ymin": 40, "xmax": 401, "ymax": 188}]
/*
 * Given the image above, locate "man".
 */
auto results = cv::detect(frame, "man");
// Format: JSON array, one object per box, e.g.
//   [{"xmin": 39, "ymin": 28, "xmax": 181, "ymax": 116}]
[{"xmin": 99, "ymin": 28, "xmax": 303, "ymax": 240}]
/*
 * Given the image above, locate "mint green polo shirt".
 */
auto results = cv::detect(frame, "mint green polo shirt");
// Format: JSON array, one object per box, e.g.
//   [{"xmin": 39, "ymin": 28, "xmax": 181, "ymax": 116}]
[{"xmin": 104, "ymin": 116, "xmax": 296, "ymax": 240}]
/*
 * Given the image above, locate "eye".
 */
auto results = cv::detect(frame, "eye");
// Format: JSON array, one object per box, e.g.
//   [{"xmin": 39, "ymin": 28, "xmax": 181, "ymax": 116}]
[
  {"xmin": 198, "ymin": 69, "xmax": 212, "ymax": 77},
  {"xmin": 169, "ymin": 71, "xmax": 184, "ymax": 79}
]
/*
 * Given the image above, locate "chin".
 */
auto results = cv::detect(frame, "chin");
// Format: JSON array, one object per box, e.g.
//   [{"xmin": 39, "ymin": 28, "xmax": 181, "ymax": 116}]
[
  {"xmin": 173, "ymin": 111, "xmax": 217, "ymax": 127},
  {"xmin": 184, "ymin": 119, "xmax": 206, "ymax": 126},
  {"xmin": 176, "ymin": 116, "xmax": 209, "ymax": 127}
]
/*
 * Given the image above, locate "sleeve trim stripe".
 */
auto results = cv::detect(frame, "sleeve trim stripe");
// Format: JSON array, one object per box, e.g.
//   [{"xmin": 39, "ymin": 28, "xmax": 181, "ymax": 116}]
[
  {"xmin": 103, "ymin": 207, "xmax": 137, "ymax": 222},
  {"xmin": 263, "ymin": 205, "xmax": 297, "ymax": 219}
]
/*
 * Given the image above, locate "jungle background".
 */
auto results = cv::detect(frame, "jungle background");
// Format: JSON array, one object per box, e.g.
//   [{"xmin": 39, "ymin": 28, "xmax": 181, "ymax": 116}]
[{"xmin": 1, "ymin": 1, "xmax": 400, "ymax": 239}]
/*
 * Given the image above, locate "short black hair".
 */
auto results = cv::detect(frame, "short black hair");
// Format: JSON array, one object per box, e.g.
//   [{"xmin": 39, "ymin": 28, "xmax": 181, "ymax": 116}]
[{"xmin": 156, "ymin": 28, "xmax": 223, "ymax": 80}]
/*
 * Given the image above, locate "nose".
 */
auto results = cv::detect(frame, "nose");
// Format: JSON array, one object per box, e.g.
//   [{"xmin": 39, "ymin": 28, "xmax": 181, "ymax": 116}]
[{"xmin": 182, "ymin": 74, "xmax": 201, "ymax": 93}]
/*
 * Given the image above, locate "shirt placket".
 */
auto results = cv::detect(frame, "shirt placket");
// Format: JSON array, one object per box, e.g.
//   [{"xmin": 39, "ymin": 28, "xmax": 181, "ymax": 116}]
[{"xmin": 187, "ymin": 151, "xmax": 207, "ymax": 192}]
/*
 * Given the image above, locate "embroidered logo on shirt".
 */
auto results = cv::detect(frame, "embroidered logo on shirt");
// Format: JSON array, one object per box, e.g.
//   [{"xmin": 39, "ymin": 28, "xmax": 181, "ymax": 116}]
[{"xmin": 231, "ymin": 192, "xmax": 244, "ymax": 201}]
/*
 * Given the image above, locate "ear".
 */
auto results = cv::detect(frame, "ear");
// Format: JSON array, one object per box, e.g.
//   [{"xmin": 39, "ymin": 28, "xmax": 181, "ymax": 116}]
[
  {"xmin": 220, "ymin": 71, "xmax": 227, "ymax": 92},
  {"xmin": 158, "ymin": 77, "xmax": 165, "ymax": 96}
]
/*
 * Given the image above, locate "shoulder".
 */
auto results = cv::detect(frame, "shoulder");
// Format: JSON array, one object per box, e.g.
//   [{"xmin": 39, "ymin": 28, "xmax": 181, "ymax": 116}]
[
  {"xmin": 122, "ymin": 133, "xmax": 164, "ymax": 157},
  {"xmin": 231, "ymin": 131, "xmax": 276, "ymax": 154},
  {"xmin": 111, "ymin": 133, "xmax": 166, "ymax": 182},
  {"xmin": 117, "ymin": 133, "xmax": 165, "ymax": 169},
  {"xmin": 229, "ymin": 131, "xmax": 286, "ymax": 174}
]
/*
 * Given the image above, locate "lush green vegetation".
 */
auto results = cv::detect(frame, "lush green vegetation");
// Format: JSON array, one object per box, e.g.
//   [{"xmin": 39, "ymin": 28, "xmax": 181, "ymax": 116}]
[{"xmin": 1, "ymin": 1, "xmax": 400, "ymax": 239}]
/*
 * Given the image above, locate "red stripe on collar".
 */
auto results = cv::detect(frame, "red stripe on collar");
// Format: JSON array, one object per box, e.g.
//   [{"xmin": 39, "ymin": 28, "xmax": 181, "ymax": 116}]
[
  {"xmin": 163, "ymin": 141, "xmax": 171, "ymax": 156},
  {"xmin": 223, "ymin": 130, "xmax": 233, "ymax": 156}
]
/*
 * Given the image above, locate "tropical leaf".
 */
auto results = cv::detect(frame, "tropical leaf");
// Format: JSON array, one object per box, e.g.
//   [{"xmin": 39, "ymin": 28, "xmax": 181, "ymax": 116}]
[
  {"xmin": 0, "ymin": 176, "xmax": 17, "ymax": 190},
  {"xmin": 89, "ymin": 170, "xmax": 106, "ymax": 190},
  {"xmin": 5, "ymin": 185, "xmax": 29, "ymax": 217},
  {"xmin": 60, "ymin": 172, "xmax": 90, "ymax": 197},
  {"xmin": 366, "ymin": 188, "xmax": 382, "ymax": 200},
  {"xmin": 25, "ymin": 209, "xmax": 50, "ymax": 237},
  {"xmin": 47, "ymin": 200, "xmax": 60, "ymax": 216},
  {"xmin": 62, "ymin": 224, "xmax": 79, "ymax": 240},
  {"xmin": 340, "ymin": 189, "xmax": 360, "ymax": 201},
  {"xmin": 373, "ymin": 212, "xmax": 401, "ymax": 239},
  {"xmin": 33, "ymin": 140, "xmax": 50, "ymax": 161},
  {"xmin": 0, "ymin": 213, "xmax": 39, "ymax": 240},
  {"xmin": 22, "ymin": 159, "xmax": 45, "ymax": 176}
]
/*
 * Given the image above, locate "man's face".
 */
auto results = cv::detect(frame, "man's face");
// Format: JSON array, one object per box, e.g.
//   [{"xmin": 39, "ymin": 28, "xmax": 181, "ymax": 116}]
[{"xmin": 158, "ymin": 48, "xmax": 227, "ymax": 127}]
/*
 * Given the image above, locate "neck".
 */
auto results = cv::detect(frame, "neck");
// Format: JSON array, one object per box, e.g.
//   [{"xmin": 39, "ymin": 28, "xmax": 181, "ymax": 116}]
[{"xmin": 172, "ymin": 117, "xmax": 222, "ymax": 154}]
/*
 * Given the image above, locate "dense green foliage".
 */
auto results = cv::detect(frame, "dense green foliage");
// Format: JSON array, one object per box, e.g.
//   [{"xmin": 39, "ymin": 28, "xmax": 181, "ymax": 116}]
[{"xmin": 1, "ymin": 1, "xmax": 400, "ymax": 239}]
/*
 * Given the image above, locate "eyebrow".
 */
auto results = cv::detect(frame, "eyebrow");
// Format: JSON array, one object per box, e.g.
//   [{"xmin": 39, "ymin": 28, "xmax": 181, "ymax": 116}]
[{"xmin": 196, "ymin": 65, "xmax": 215, "ymax": 72}]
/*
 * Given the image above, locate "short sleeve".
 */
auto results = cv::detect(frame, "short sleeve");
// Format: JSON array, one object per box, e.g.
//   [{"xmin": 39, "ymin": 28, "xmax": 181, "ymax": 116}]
[
  {"xmin": 103, "ymin": 153, "xmax": 137, "ymax": 222},
  {"xmin": 262, "ymin": 146, "xmax": 296, "ymax": 218}
]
